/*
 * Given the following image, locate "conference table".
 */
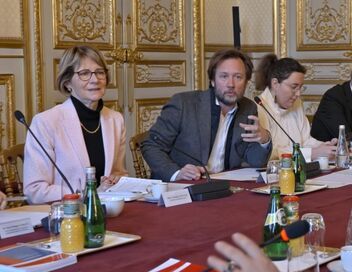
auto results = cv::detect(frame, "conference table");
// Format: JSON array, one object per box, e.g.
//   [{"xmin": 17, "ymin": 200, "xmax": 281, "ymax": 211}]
[{"xmin": 1, "ymin": 178, "xmax": 351, "ymax": 271}]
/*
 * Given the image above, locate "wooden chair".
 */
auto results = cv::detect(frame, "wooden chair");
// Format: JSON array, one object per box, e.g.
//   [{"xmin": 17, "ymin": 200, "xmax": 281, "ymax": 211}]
[
  {"xmin": 0, "ymin": 143, "xmax": 26, "ymax": 207},
  {"xmin": 129, "ymin": 132, "xmax": 150, "ymax": 178}
]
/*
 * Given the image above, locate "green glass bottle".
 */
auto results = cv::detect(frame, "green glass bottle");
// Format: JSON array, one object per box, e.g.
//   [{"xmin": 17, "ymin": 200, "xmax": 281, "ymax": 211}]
[
  {"xmin": 83, "ymin": 166, "xmax": 105, "ymax": 248},
  {"xmin": 292, "ymin": 143, "xmax": 306, "ymax": 192},
  {"xmin": 263, "ymin": 185, "xmax": 288, "ymax": 261}
]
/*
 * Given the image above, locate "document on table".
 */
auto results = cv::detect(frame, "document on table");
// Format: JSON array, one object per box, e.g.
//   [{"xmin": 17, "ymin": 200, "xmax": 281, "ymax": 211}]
[
  {"xmin": 210, "ymin": 168, "xmax": 260, "ymax": 181},
  {"xmin": 307, "ymin": 169, "xmax": 352, "ymax": 188},
  {"xmin": 0, "ymin": 205, "xmax": 50, "ymax": 227}
]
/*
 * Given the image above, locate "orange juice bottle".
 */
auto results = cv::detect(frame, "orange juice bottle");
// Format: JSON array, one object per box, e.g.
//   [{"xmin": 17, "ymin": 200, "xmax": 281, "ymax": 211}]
[
  {"xmin": 279, "ymin": 154, "xmax": 295, "ymax": 195},
  {"xmin": 60, "ymin": 194, "xmax": 84, "ymax": 253}
]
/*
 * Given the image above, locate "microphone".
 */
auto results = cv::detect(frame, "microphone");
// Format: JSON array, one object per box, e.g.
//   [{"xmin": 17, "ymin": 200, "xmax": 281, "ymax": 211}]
[
  {"xmin": 14, "ymin": 110, "xmax": 74, "ymax": 194},
  {"xmin": 260, "ymin": 220, "xmax": 310, "ymax": 247},
  {"xmin": 149, "ymin": 134, "xmax": 232, "ymax": 201},
  {"xmin": 254, "ymin": 96, "xmax": 296, "ymax": 144}
]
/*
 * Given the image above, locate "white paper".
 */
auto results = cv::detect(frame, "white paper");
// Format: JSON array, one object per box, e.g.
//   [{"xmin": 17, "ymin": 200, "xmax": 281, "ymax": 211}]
[
  {"xmin": 149, "ymin": 258, "xmax": 191, "ymax": 272},
  {"xmin": 210, "ymin": 168, "xmax": 259, "ymax": 181},
  {"xmin": 107, "ymin": 177, "xmax": 163, "ymax": 193},
  {"xmin": 307, "ymin": 169, "xmax": 352, "ymax": 188},
  {"xmin": 0, "ymin": 205, "xmax": 50, "ymax": 227},
  {"xmin": 0, "ymin": 218, "xmax": 34, "ymax": 238},
  {"xmin": 162, "ymin": 189, "xmax": 192, "ymax": 207}
]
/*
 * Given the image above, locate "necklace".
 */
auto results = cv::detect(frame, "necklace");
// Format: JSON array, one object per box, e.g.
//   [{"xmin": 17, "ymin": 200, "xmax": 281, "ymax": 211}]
[{"xmin": 80, "ymin": 120, "xmax": 101, "ymax": 134}]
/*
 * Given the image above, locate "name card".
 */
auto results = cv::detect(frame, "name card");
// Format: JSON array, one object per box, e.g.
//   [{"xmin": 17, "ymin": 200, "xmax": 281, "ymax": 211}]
[
  {"xmin": 0, "ymin": 218, "xmax": 34, "ymax": 239},
  {"xmin": 161, "ymin": 189, "xmax": 192, "ymax": 207}
]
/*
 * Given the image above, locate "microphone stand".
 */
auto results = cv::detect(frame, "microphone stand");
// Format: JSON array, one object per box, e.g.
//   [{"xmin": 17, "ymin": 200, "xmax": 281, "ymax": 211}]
[
  {"xmin": 150, "ymin": 134, "xmax": 232, "ymax": 201},
  {"xmin": 14, "ymin": 110, "xmax": 74, "ymax": 194}
]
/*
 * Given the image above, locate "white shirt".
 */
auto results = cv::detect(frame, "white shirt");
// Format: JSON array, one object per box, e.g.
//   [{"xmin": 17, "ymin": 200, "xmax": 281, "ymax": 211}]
[
  {"xmin": 258, "ymin": 87, "xmax": 322, "ymax": 161},
  {"xmin": 206, "ymin": 102, "xmax": 237, "ymax": 173}
]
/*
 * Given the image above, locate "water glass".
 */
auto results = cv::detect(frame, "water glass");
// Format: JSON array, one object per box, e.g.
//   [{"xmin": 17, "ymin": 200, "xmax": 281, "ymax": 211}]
[
  {"xmin": 48, "ymin": 201, "xmax": 64, "ymax": 241},
  {"xmin": 266, "ymin": 160, "xmax": 280, "ymax": 184},
  {"xmin": 301, "ymin": 213, "xmax": 326, "ymax": 272}
]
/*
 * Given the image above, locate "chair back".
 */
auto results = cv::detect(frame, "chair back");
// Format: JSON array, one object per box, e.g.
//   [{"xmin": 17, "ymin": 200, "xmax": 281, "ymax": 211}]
[
  {"xmin": 0, "ymin": 143, "xmax": 25, "ymax": 207},
  {"xmin": 129, "ymin": 132, "xmax": 149, "ymax": 178}
]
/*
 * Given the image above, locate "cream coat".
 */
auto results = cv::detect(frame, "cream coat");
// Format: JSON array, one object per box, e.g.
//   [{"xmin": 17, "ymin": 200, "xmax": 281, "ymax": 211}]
[
  {"xmin": 23, "ymin": 99, "xmax": 127, "ymax": 204},
  {"xmin": 258, "ymin": 87, "xmax": 322, "ymax": 161}
]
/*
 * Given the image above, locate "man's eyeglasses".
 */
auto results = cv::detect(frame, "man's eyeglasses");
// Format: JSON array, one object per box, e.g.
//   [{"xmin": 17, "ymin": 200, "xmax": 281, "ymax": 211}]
[
  {"xmin": 281, "ymin": 81, "xmax": 307, "ymax": 94},
  {"xmin": 75, "ymin": 69, "xmax": 107, "ymax": 81}
]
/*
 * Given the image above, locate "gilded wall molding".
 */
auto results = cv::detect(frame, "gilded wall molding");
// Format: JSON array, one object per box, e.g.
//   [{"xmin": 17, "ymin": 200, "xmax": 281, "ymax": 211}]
[
  {"xmin": 53, "ymin": 0, "xmax": 115, "ymax": 49},
  {"xmin": 135, "ymin": 60, "xmax": 186, "ymax": 87},
  {"xmin": 34, "ymin": 0, "xmax": 43, "ymax": 113},
  {"xmin": 301, "ymin": 95, "xmax": 321, "ymax": 122},
  {"xmin": 0, "ymin": 74, "xmax": 15, "ymax": 150},
  {"xmin": 300, "ymin": 59, "xmax": 352, "ymax": 84},
  {"xmin": 135, "ymin": 98, "xmax": 169, "ymax": 134},
  {"xmin": 277, "ymin": 0, "xmax": 287, "ymax": 57},
  {"xmin": 0, "ymin": 0, "xmax": 23, "ymax": 48},
  {"xmin": 297, "ymin": 0, "xmax": 351, "ymax": 51},
  {"xmin": 134, "ymin": 0, "xmax": 185, "ymax": 51},
  {"xmin": 193, "ymin": 0, "xmax": 204, "ymax": 90}
]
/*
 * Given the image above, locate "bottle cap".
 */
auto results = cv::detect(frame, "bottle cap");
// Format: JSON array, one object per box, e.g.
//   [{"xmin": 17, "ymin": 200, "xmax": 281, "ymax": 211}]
[
  {"xmin": 281, "ymin": 153, "xmax": 292, "ymax": 158},
  {"xmin": 283, "ymin": 195, "xmax": 299, "ymax": 202},
  {"xmin": 63, "ymin": 193, "xmax": 80, "ymax": 200},
  {"xmin": 339, "ymin": 124, "xmax": 345, "ymax": 129},
  {"xmin": 85, "ymin": 166, "xmax": 96, "ymax": 174}
]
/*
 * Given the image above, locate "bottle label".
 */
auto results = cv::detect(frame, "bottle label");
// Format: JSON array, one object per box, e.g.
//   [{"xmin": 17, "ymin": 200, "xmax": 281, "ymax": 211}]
[{"xmin": 264, "ymin": 208, "xmax": 287, "ymax": 226}]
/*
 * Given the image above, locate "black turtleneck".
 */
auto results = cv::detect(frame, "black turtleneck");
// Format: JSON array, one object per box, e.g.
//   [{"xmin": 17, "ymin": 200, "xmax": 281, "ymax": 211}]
[{"xmin": 71, "ymin": 96, "xmax": 105, "ymax": 185}]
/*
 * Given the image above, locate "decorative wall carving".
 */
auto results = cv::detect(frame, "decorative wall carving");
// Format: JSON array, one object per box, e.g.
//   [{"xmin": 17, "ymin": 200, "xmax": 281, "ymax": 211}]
[
  {"xmin": 192, "ymin": 0, "xmax": 204, "ymax": 90},
  {"xmin": 301, "ymin": 59, "xmax": 352, "ymax": 84},
  {"xmin": 54, "ymin": 0, "xmax": 115, "ymax": 49},
  {"xmin": 0, "ymin": 75, "xmax": 15, "ymax": 150},
  {"xmin": 135, "ymin": 60, "xmax": 185, "ymax": 87},
  {"xmin": 135, "ymin": 0, "xmax": 185, "ymax": 51},
  {"xmin": 0, "ymin": 0, "xmax": 23, "ymax": 47},
  {"xmin": 301, "ymin": 95, "xmax": 321, "ymax": 123},
  {"xmin": 297, "ymin": 0, "xmax": 352, "ymax": 50},
  {"xmin": 135, "ymin": 98, "xmax": 169, "ymax": 134}
]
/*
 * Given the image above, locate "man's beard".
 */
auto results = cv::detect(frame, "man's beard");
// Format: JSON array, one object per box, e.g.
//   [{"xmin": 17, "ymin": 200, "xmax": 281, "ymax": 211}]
[{"xmin": 214, "ymin": 87, "xmax": 240, "ymax": 106}]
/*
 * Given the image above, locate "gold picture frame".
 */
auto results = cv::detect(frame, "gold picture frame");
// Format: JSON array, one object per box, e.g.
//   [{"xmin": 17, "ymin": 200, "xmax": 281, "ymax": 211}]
[{"xmin": 297, "ymin": 0, "xmax": 352, "ymax": 51}]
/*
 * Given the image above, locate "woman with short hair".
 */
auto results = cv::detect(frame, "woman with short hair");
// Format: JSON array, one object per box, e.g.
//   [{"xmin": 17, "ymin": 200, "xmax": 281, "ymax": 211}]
[{"xmin": 24, "ymin": 45, "xmax": 127, "ymax": 204}]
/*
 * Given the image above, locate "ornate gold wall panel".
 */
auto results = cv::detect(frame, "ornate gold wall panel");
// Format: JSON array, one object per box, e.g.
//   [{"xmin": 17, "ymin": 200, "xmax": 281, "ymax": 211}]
[
  {"xmin": 300, "ymin": 59, "xmax": 352, "ymax": 84},
  {"xmin": 301, "ymin": 95, "xmax": 321, "ymax": 123},
  {"xmin": 297, "ymin": 0, "xmax": 351, "ymax": 50},
  {"xmin": 0, "ymin": 0, "xmax": 23, "ymax": 47},
  {"xmin": 0, "ymin": 75, "xmax": 15, "ymax": 150},
  {"xmin": 135, "ymin": 98, "xmax": 169, "ymax": 133},
  {"xmin": 192, "ymin": 0, "xmax": 204, "ymax": 90},
  {"xmin": 135, "ymin": 60, "xmax": 186, "ymax": 87},
  {"xmin": 134, "ymin": 0, "xmax": 185, "ymax": 51},
  {"xmin": 53, "ymin": 0, "xmax": 115, "ymax": 49},
  {"xmin": 204, "ymin": 0, "xmax": 274, "ymax": 52},
  {"xmin": 34, "ymin": 0, "xmax": 44, "ymax": 113}
]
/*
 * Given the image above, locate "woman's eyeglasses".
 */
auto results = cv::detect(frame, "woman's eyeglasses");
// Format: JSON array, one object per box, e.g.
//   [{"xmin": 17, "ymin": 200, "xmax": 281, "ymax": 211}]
[
  {"xmin": 75, "ymin": 69, "xmax": 107, "ymax": 81},
  {"xmin": 282, "ymin": 81, "xmax": 307, "ymax": 94}
]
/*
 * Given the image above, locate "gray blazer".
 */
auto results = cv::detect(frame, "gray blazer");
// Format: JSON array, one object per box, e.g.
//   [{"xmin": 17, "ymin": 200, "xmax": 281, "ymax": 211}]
[{"xmin": 141, "ymin": 89, "xmax": 272, "ymax": 181}]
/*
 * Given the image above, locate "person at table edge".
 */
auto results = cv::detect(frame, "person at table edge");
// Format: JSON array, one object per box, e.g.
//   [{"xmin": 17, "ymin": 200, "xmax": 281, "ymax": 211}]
[
  {"xmin": 311, "ymin": 74, "xmax": 352, "ymax": 142},
  {"xmin": 23, "ymin": 45, "xmax": 127, "ymax": 204},
  {"xmin": 256, "ymin": 54, "xmax": 336, "ymax": 162},
  {"xmin": 142, "ymin": 49, "xmax": 272, "ymax": 182}
]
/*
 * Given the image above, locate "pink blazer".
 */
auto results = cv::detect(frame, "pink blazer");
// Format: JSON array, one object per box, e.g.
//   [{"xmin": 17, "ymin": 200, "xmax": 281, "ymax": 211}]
[{"xmin": 23, "ymin": 99, "xmax": 128, "ymax": 204}]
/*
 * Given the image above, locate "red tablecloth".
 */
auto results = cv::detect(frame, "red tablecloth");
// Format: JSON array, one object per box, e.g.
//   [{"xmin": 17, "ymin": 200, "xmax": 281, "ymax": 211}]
[{"xmin": 1, "ymin": 180, "xmax": 351, "ymax": 271}]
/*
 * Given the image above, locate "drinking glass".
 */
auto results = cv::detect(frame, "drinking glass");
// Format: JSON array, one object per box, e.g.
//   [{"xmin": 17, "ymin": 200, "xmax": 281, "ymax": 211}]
[
  {"xmin": 266, "ymin": 160, "xmax": 280, "ymax": 184},
  {"xmin": 48, "ymin": 201, "xmax": 64, "ymax": 242},
  {"xmin": 301, "ymin": 213, "xmax": 326, "ymax": 272}
]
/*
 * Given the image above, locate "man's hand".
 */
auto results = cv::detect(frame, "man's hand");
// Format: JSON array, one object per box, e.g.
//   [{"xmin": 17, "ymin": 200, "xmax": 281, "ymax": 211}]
[
  {"xmin": 240, "ymin": 115, "xmax": 271, "ymax": 144},
  {"xmin": 207, "ymin": 233, "xmax": 278, "ymax": 272},
  {"xmin": 175, "ymin": 164, "xmax": 205, "ymax": 181}
]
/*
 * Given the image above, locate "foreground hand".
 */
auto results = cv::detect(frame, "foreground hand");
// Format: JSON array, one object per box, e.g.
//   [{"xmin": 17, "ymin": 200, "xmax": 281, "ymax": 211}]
[
  {"xmin": 239, "ymin": 115, "xmax": 270, "ymax": 144},
  {"xmin": 312, "ymin": 141, "xmax": 337, "ymax": 161},
  {"xmin": 207, "ymin": 233, "xmax": 278, "ymax": 272},
  {"xmin": 175, "ymin": 164, "xmax": 205, "ymax": 181},
  {"xmin": 0, "ymin": 191, "xmax": 7, "ymax": 210},
  {"xmin": 98, "ymin": 175, "xmax": 121, "ymax": 192}
]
